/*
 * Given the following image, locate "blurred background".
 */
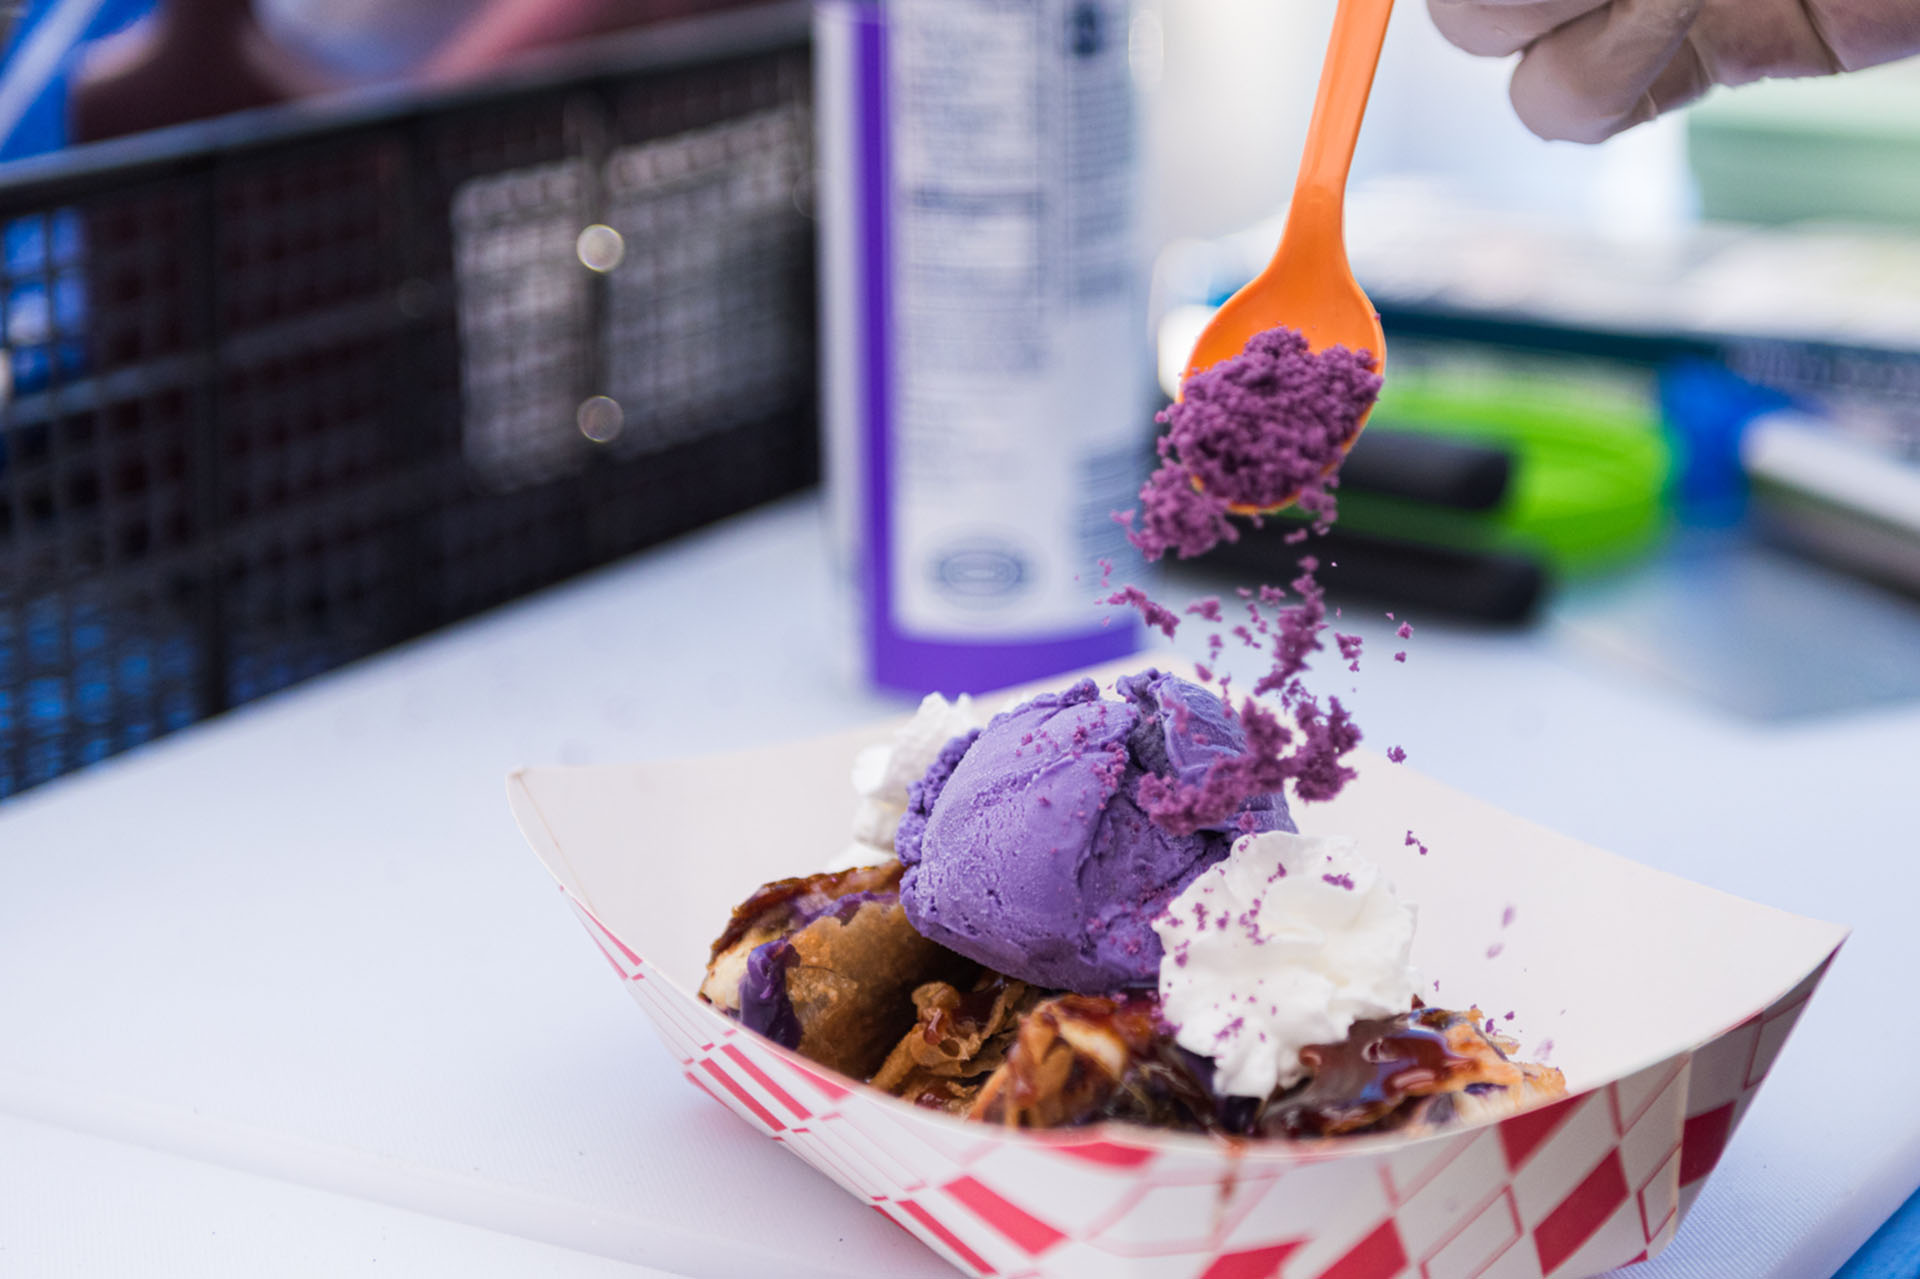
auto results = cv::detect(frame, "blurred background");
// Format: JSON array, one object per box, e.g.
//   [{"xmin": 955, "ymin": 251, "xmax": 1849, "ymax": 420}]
[{"xmin": 0, "ymin": 0, "xmax": 1916, "ymax": 801}]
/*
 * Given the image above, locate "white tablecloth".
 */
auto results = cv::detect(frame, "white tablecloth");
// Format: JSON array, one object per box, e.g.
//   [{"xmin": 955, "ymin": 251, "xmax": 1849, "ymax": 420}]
[{"xmin": 0, "ymin": 494, "xmax": 1913, "ymax": 1277}]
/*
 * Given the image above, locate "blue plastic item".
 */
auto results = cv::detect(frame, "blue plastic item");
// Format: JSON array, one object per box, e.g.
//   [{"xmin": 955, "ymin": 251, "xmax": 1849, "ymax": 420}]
[
  {"xmin": 1658, "ymin": 358, "xmax": 1796, "ymax": 523},
  {"xmin": 1835, "ymin": 1185, "xmax": 1920, "ymax": 1279},
  {"xmin": 0, "ymin": 0, "xmax": 152, "ymax": 421},
  {"xmin": 0, "ymin": 0, "xmax": 154, "ymax": 160}
]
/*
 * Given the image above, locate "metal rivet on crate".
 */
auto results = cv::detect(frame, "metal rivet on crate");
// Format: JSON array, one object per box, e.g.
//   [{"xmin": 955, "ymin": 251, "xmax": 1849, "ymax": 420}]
[
  {"xmin": 575, "ymin": 225, "xmax": 625, "ymax": 273},
  {"xmin": 578, "ymin": 396, "xmax": 623, "ymax": 443}
]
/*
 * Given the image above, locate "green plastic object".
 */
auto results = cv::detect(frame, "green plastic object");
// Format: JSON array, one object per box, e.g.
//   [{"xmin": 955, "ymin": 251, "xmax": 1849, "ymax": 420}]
[
  {"xmin": 1334, "ymin": 363, "xmax": 1670, "ymax": 575},
  {"xmin": 1688, "ymin": 61, "xmax": 1920, "ymax": 228}
]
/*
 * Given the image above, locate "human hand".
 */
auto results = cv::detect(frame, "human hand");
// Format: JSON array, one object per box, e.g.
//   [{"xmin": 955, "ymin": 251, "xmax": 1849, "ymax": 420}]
[{"xmin": 1428, "ymin": 0, "xmax": 1920, "ymax": 141}]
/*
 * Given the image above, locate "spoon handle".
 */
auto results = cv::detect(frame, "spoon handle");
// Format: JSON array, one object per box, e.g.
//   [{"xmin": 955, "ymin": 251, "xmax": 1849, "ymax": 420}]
[{"xmin": 1283, "ymin": 0, "xmax": 1394, "ymax": 247}]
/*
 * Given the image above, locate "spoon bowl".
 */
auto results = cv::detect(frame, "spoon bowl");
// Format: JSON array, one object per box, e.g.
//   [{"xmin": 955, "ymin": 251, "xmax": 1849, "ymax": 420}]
[{"xmin": 1182, "ymin": 0, "xmax": 1394, "ymax": 514}]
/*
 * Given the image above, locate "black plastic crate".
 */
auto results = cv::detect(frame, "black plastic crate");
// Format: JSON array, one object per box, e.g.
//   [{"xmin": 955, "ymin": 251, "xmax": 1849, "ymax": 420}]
[{"xmin": 0, "ymin": 4, "xmax": 817, "ymax": 799}]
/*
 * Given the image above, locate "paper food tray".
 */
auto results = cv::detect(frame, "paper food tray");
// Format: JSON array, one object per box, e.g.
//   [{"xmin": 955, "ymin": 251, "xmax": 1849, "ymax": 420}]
[{"xmin": 508, "ymin": 679, "xmax": 1844, "ymax": 1279}]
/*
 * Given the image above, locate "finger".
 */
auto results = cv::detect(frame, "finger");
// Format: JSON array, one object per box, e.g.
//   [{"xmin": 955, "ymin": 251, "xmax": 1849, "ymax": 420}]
[
  {"xmin": 1805, "ymin": 0, "xmax": 1920, "ymax": 72},
  {"xmin": 1508, "ymin": 0, "xmax": 1705, "ymax": 142},
  {"xmin": 1688, "ymin": 0, "xmax": 1842, "ymax": 84},
  {"xmin": 1427, "ymin": 0, "xmax": 1608, "ymax": 57},
  {"xmin": 1643, "ymin": 32, "xmax": 1713, "ymax": 114}
]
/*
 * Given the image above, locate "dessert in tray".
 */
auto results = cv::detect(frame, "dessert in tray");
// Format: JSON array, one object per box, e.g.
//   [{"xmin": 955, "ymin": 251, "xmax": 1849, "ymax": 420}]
[{"xmin": 700, "ymin": 671, "xmax": 1565, "ymax": 1138}]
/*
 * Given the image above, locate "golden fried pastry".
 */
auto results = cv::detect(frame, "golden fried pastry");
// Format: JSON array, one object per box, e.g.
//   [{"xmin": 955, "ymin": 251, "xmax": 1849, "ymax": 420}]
[
  {"xmin": 870, "ymin": 974, "xmax": 1041, "ymax": 1113},
  {"xmin": 700, "ymin": 863, "xmax": 971, "ymax": 1078}
]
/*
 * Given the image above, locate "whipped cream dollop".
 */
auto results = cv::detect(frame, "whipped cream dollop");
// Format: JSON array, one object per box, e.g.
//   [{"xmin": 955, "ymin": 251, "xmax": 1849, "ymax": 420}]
[
  {"xmin": 824, "ymin": 693, "xmax": 983, "ymax": 871},
  {"xmin": 1153, "ymin": 831, "xmax": 1418, "ymax": 1098}
]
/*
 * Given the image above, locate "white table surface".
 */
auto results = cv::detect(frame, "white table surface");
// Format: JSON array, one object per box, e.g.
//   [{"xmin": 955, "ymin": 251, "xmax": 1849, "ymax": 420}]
[
  {"xmin": 0, "ymin": 1114, "xmax": 669, "ymax": 1278},
  {"xmin": 1, "ymin": 493, "xmax": 1914, "ymax": 1278}
]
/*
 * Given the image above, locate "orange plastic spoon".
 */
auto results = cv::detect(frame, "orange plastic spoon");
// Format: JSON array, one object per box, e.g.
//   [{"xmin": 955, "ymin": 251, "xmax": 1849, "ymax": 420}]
[{"xmin": 1182, "ymin": 0, "xmax": 1393, "ymax": 514}]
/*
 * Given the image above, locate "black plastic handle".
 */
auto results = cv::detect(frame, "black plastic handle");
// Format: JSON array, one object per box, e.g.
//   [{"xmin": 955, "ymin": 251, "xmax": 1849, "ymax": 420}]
[
  {"xmin": 1339, "ymin": 429, "xmax": 1512, "ymax": 511},
  {"xmin": 1211, "ymin": 523, "xmax": 1545, "ymax": 624}
]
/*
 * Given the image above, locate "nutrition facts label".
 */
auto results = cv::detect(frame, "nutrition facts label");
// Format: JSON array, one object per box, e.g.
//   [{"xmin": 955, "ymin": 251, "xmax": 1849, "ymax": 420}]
[{"xmin": 884, "ymin": 0, "xmax": 1145, "ymax": 637}]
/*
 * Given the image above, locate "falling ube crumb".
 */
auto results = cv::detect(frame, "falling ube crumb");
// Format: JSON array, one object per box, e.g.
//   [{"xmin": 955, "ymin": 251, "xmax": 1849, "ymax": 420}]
[
  {"xmin": 1100, "ymin": 324, "xmax": 1387, "ymax": 834},
  {"xmin": 1104, "ymin": 586, "xmax": 1180, "ymax": 639}
]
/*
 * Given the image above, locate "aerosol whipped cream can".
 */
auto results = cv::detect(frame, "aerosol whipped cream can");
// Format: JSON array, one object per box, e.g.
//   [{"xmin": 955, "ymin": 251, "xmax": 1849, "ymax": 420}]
[{"xmin": 815, "ymin": 0, "xmax": 1148, "ymax": 694}]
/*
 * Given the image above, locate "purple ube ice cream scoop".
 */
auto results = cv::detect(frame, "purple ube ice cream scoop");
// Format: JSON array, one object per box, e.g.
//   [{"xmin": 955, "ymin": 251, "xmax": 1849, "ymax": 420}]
[{"xmin": 896, "ymin": 671, "xmax": 1295, "ymax": 993}]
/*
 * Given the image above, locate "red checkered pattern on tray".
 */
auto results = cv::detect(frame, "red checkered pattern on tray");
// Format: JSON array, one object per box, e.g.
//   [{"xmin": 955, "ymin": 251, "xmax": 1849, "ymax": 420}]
[{"xmin": 564, "ymin": 894, "xmax": 1833, "ymax": 1279}]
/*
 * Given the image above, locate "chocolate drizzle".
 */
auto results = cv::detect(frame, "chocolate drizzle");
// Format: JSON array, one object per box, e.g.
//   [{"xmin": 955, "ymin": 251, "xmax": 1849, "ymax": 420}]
[
  {"xmin": 1258, "ymin": 1008, "xmax": 1486, "ymax": 1137},
  {"xmin": 961, "ymin": 999, "xmax": 1552, "ymax": 1139}
]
